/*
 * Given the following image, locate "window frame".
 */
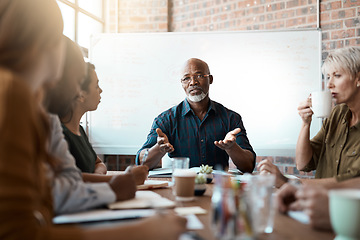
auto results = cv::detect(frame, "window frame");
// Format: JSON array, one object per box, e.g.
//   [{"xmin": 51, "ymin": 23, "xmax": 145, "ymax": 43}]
[{"xmin": 57, "ymin": 0, "xmax": 105, "ymax": 54}]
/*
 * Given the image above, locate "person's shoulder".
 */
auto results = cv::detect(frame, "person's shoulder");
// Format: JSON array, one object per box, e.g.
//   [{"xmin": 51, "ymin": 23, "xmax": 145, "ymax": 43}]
[
  {"xmin": 0, "ymin": 70, "xmax": 39, "ymax": 139},
  {"xmin": 0, "ymin": 69, "xmax": 32, "ymax": 101},
  {"xmin": 0, "ymin": 69, "xmax": 33, "ymax": 123},
  {"xmin": 48, "ymin": 113, "xmax": 61, "ymax": 128},
  {"xmin": 157, "ymin": 100, "xmax": 185, "ymax": 118},
  {"xmin": 211, "ymin": 100, "xmax": 240, "ymax": 116},
  {"xmin": 47, "ymin": 114, "xmax": 64, "ymax": 141},
  {"xmin": 325, "ymin": 104, "xmax": 348, "ymax": 124},
  {"xmin": 211, "ymin": 100, "xmax": 230, "ymax": 111},
  {"xmin": 61, "ymin": 123, "xmax": 72, "ymax": 137}
]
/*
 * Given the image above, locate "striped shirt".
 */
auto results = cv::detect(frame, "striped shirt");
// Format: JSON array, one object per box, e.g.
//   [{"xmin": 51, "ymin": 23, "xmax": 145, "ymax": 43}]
[{"xmin": 136, "ymin": 98, "xmax": 256, "ymax": 171}]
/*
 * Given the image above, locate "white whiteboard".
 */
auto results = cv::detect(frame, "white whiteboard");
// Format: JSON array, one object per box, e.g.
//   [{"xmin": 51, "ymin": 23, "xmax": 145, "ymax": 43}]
[{"xmin": 89, "ymin": 30, "xmax": 322, "ymax": 156}]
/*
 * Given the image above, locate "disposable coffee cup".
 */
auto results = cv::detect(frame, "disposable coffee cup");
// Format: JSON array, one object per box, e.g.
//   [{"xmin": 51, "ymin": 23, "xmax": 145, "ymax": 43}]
[
  {"xmin": 171, "ymin": 157, "xmax": 189, "ymax": 183},
  {"xmin": 329, "ymin": 189, "xmax": 360, "ymax": 240},
  {"xmin": 311, "ymin": 91, "xmax": 332, "ymax": 118},
  {"xmin": 172, "ymin": 169, "xmax": 196, "ymax": 201}
]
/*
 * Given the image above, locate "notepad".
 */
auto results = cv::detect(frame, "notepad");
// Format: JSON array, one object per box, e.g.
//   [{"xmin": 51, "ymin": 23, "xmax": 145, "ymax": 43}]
[
  {"xmin": 137, "ymin": 180, "xmax": 169, "ymax": 190},
  {"xmin": 108, "ymin": 190, "xmax": 175, "ymax": 210},
  {"xmin": 175, "ymin": 207, "xmax": 207, "ymax": 216}
]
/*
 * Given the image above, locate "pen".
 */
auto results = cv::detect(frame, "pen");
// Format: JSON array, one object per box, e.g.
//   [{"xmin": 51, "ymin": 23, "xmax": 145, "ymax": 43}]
[{"xmin": 142, "ymin": 149, "xmax": 149, "ymax": 165}]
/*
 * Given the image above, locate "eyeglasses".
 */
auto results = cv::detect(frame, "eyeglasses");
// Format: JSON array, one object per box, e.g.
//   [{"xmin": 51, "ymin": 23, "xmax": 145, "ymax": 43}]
[{"xmin": 181, "ymin": 74, "xmax": 211, "ymax": 83}]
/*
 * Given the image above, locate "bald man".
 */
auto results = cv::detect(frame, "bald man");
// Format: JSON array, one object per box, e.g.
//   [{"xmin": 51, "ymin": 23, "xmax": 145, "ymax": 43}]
[{"xmin": 136, "ymin": 58, "xmax": 255, "ymax": 172}]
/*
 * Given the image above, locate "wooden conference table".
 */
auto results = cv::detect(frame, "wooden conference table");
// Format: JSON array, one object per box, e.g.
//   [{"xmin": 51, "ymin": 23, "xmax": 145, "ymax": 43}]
[
  {"xmin": 149, "ymin": 177, "xmax": 335, "ymax": 240},
  {"xmin": 104, "ymin": 172, "xmax": 335, "ymax": 240}
]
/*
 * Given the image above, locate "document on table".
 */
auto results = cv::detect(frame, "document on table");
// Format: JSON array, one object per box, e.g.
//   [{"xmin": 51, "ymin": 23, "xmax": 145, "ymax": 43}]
[
  {"xmin": 54, "ymin": 191, "xmax": 175, "ymax": 224},
  {"xmin": 175, "ymin": 207, "xmax": 207, "ymax": 216},
  {"xmin": 137, "ymin": 180, "xmax": 169, "ymax": 190},
  {"xmin": 108, "ymin": 190, "xmax": 175, "ymax": 209},
  {"xmin": 148, "ymin": 167, "xmax": 219, "ymax": 178},
  {"xmin": 53, "ymin": 209, "xmax": 203, "ymax": 229}
]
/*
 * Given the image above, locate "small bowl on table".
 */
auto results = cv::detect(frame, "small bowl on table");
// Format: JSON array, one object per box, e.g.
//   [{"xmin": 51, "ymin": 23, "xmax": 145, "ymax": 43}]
[{"xmin": 194, "ymin": 174, "xmax": 207, "ymax": 196}]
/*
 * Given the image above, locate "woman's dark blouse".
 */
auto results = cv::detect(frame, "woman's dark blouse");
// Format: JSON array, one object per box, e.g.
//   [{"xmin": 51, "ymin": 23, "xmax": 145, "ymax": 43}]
[{"xmin": 62, "ymin": 124, "xmax": 96, "ymax": 173}]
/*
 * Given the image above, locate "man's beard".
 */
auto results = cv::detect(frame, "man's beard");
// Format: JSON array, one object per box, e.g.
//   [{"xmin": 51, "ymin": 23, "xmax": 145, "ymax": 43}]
[{"xmin": 187, "ymin": 91, "xmax": 208, "ymax": 102}]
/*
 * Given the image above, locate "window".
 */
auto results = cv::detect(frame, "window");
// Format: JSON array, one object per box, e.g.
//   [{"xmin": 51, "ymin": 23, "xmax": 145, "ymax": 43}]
[
  {"xmin": 57, "ymin": 0, "xmax": 105, "ymax": 52},
  {"xmin": 56, "ymin": 0, "xmax": 106, "ymax": 131}
]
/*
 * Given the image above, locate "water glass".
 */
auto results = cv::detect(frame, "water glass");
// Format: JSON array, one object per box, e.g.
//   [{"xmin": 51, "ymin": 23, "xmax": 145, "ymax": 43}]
[{"xmin": 246, "ymin": 174, "xmax": 276, "ymax": 234}]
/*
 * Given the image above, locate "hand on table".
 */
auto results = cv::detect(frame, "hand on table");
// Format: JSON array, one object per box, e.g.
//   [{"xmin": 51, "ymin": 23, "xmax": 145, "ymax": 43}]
[
  {"xmin": 257, "ymin": 159, "xmax": 288, "ymax": 188},
  {"xmin": 156, "ymin": 128, "xmax": 174, "ymax": 154},
  {"xmin": 108, "ymin": 173, "xmax": 136, "ymax": 201},
  {"xmin": 277, "ymin": 183, "xmax": 331, "ymax": 230},
  {"xmin": 292, "ymin": 185, "xmax": 331, "ymax": 230},
  {"xmin": 214, "ymin": 128, "xmax": 240, "ymax": 150},
  {"xmin": 126, "ymin": 165, "xmax": 149, "ymax": 185},
  {"xmin": 277, "ymin": 183, "xmax": 298, "ymax": 213}
]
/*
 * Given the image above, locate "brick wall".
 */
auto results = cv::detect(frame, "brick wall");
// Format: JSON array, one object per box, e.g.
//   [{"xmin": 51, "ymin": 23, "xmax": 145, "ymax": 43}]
[
  {"xmin": 169, "ymin": 0, "xmax": 360, "ymax": 58},
  {"xmin": 170, "ymin": 0, "xmax": 317, "ymax": 31},
  {"xmin": 106, "ymin": 0, "xmax": 360, "ymax": 56},
  {"xmin": 103, "ymin": 0, "xmax": 359, "ymax": 177},
  {"xmin": 108, "ymin": 0, "xmax": 169, "ymax": 32},
  {"xmin": 106, "ymin": 0, "xmax": 119, "ymax": 33},
  {"xmin": 320, "ymin": 0, "xmax": 360, "ymax": 59},
  {"xmin": 105, "ymin": 155, "xmax": 136, "ymax": 170}
]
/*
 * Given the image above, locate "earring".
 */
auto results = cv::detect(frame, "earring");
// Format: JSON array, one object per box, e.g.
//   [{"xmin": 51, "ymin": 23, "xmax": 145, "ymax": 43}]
[{"xmin": 357, "ymin": 83, "xmax": 360, "ymax": 87}]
